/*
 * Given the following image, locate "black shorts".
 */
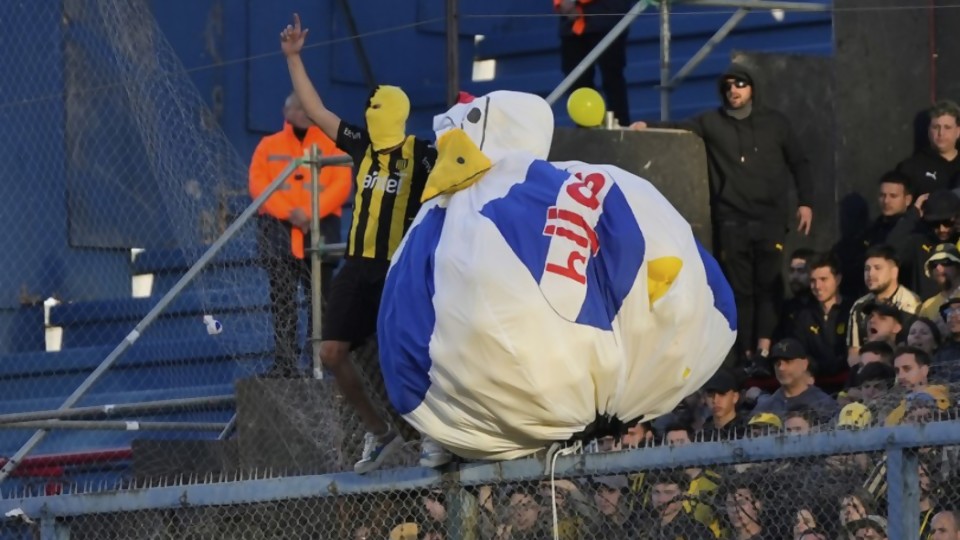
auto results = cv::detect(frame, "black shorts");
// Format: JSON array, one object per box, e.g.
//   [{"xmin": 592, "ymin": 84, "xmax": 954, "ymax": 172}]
[{"xmin": 322, "ymin": 257, "xmax": 391, "ymax": 348}]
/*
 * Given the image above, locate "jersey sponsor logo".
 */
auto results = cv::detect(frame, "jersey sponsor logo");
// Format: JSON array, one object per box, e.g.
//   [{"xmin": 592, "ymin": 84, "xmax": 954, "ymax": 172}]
[{"xmin": 362, "ymin": 171, "xmax": 403, "ymax": 194}]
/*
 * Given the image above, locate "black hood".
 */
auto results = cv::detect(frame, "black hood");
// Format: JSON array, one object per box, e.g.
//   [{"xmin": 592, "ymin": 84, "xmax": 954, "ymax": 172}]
[{"xmin": 718, "ymin": 62, "xmax": 759, "ymax": 107}]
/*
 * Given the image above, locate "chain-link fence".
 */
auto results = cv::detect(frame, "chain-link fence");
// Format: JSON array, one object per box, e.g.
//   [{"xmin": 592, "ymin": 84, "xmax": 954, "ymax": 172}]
[
  {"xmin": 0, "ymin": 0, "xmax": 365, "ymax": 495},
  {"xmin": 2, "ymin": 2, "xmax": 960, "ymax": 540},
  {"xmin": 0, "ymin": 421, "xmax": 956, "ymax": 540}
]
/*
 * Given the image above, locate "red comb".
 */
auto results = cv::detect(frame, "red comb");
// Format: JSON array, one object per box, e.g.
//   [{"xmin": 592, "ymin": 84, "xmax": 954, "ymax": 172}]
[{"xmin": 457, "ymin": 91, "xmax": 475, "ymax": 104}]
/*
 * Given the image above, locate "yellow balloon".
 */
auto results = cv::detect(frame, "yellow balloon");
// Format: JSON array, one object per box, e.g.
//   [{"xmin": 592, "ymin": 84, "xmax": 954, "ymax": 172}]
[{"xmin": 567, "ymin": 87, "xmax": 606, "ymax": 127}]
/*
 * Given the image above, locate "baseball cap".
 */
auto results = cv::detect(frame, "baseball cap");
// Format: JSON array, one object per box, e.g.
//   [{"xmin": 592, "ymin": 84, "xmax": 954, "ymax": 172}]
[
  {"xmin": 940, "ymin": 297, "xmax": 960, "ymax": 320},
  {"xmin": 592, "ymin": 475, "xmax": 628, "ymax": 490},
  {"xmin": 861, "ymin": 301, "xmax": 903, "ymax": 323},
  {"xmin": 846, "ymin": 515, "xmax": 887, "ymax": 535},
  {"xmin": 703, "ymin": 369, "xmax": 739, "ymax": 394},
  {"xmin": 922, "ymin": 189, "xmax": 960, "ymax": 222},
  {"xmin": 837, "ymin": 402, "xmax": 873, "ymax": 429},
  {"xmin": 748, "ymin": 412, "xmax": 783, "ymax": 430},
  {"xmin": 925, "ymin": 243, "xmax": 960, "ymax": 277},
  {"xmin": 769, "ymin": 338, "xmax": 807, "ymax": 360}
]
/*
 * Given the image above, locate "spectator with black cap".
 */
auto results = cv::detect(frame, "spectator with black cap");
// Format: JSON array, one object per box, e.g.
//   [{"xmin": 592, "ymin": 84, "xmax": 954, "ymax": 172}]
[
  {"xmin": 700, "ymin": 368, "xmax": 746, "ymax": 440},
  {"xmin": 887, "ymin": 189, "xmax": 960, "ymax": 299},
  {"xmin": 861, "ymin": 301, "xmax": 909, "ymax": 348},
  {"xmin": 933, "ymin": 297, "xmax": 960, "ymax": 373},
  {"xmin": 751, "ymin": 338, "xmax": 838, "ymax": 423}
]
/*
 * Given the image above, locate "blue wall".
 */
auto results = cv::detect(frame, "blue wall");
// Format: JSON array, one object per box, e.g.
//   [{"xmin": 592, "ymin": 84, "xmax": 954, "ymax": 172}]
[{"xmin": 0, "ymin": 0, "xmax": 832, "ymax": 353}]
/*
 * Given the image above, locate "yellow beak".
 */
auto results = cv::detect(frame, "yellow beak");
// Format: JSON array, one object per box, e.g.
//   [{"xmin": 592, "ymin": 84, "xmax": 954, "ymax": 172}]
[{"xmin": 421, "ymin": 128, "xmax": 493, "ymax": 203}]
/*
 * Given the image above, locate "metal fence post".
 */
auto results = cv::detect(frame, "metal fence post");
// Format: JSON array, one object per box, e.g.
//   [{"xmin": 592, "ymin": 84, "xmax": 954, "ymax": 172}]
[
  {"xmin": 40, "ymin": 516, "xmax": 70, "ymax": 540},
  {"xmin": 659, "ymin": 0, "xmax": 671, "ymax": 121},
  {"xmin": 886, "ymin": 447, "xmax": 920, "ymax": 540},
  {"xmin": 308, "ymin": 144, "xmax": 325, "ymax": 380}
]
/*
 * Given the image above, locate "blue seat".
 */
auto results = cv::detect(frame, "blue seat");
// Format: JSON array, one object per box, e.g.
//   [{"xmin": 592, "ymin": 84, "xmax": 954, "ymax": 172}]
[
  {"xmin": 0, "ymin": 333, "xmax": 273, "ymax": 400},
  {"xmin": 49, "ymin": 286, "xmax": 274, "ymax": 349}
]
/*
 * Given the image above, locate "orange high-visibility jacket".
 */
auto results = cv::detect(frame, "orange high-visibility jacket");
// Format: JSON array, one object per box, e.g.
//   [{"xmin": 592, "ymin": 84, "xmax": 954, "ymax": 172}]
[
  {"xmin": 553, "ymin": 0, "xmax": 594, "ymax": 35},
  {"xmin": 249, "ymin": 122, "xmax": 352, "ymax": 258}
]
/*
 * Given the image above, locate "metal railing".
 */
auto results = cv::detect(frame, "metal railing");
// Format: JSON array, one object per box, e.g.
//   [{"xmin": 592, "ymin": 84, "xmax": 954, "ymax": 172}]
[
  {"xmin": 545, "ymin": 0, "xmax": 830, "ymax": 122},
  {"xmin": 0, "ymin": 147, "xmax": 352, "ymax": 485},
  {"xmin": 0, "ymin": 421, "xmax": 951, "ymax": 540}
]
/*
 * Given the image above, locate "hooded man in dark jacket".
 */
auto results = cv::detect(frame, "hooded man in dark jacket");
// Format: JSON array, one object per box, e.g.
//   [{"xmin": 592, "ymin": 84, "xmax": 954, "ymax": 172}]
[{"xmin": 632, "ymin": 62, "xmax": 814, "ymax": 370}]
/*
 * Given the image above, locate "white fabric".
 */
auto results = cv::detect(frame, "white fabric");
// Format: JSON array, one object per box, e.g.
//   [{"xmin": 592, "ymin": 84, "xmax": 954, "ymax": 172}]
[{"xmin": 387, "ymin": 92, "xmax": 735, "ymax": 460}]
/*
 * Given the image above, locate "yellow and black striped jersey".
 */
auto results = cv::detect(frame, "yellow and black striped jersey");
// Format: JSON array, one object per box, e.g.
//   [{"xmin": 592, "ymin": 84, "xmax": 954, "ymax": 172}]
[{"xmin": 336, "ymin": 120, "xmax": 436, "ymax": 260}]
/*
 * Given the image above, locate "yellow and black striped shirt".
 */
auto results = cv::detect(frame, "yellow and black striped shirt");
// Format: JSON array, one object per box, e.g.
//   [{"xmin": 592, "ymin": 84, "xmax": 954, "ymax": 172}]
[{"xmin": 336, "ymin": 120, "xmax": 436, "ymax": 260}]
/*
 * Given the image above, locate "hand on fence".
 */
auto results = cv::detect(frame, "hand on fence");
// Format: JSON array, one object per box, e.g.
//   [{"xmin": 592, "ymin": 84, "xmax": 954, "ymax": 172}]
[{"xmin": 280, "ymin": 13, "xmax": 309, "ymax": 57}]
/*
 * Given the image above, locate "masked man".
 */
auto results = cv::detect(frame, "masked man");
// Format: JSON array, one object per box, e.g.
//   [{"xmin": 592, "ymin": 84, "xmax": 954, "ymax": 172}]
[{"xmin": 282, "ymin": 14, "xmax": 442, "ymax": 474}]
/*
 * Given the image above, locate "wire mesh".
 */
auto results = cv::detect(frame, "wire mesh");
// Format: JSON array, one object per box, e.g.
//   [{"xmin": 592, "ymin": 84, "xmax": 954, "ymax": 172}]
[
  {"xmin": 0, "ymin": 0, "xmax": 358, "ymax": 493},
  {"xmin": 1, "ymin": 2, "xmax": 960, "ymax": 540},
  {"xmin": 10, "ymin": 432, "xmax": 960, "ymax": 540}
]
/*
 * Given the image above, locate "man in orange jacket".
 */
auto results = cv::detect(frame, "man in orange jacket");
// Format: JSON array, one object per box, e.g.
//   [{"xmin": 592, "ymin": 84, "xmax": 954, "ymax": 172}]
[{"xmin": 249, "ymin": 93, "xmax": 351, "ymax": 378}]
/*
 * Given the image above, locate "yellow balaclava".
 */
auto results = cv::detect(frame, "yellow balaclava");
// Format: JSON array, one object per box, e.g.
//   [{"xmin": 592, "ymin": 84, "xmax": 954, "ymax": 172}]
[{"xmin": 365, "ymin": 85, "xmax": 410, "ymax": 151}]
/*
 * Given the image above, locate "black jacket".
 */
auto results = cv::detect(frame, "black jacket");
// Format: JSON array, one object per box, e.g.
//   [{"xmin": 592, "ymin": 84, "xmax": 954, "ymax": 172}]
[
  {"xmin": 885, "ymin": 207, "xmax": 958, "ymax": 299},
  {"xmin": 701, "ymin": 414, "xmax": 747, "ymax": 441},
  {"xmin": 654, "ymin": 64, "xmax": 813, "ymax": 226},
  {"xmin": 791, "ymin": 297, "xmax": 854, "ymax": 377},
  {"xmin": 896, "ymin": 147, "xmax": 960, "ymax": 196},
  {"xmin": 861, "ymin": 213, "xmax": 911, "ymax": 249},
  {"xmin": 558, "ymin": 0, "xmax": 632, "ymax": 36}
]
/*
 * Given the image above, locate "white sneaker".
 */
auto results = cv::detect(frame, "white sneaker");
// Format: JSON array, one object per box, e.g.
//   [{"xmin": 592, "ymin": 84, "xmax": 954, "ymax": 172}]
[
  {"xmin": 354, "ymin": 429, "xmax": 402, "ymax": 474},
  {"xmin": 419, "ymin": 436, "xmax": 453, "ymax": 468}
]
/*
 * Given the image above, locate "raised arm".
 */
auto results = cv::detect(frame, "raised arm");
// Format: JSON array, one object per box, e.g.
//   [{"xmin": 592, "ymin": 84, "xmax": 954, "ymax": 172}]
[{"xmin": 281, "ymin": 14, "xmax": 342, "ymax": 142}]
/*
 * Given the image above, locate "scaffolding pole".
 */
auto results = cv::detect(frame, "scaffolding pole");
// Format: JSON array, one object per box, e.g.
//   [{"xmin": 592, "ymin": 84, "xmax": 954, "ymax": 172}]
[
  {"xmin": 659, "ymin": 0, "xmax": 671, "ymax": 120},
  {"xmin": 0, "ymin": 421, "xmax": 226, "ymax": 432},
  {"xmin": 545, "ymin": 0, "xmax": 828, "ymax": 122},
  {"xmin": 669, "ymin": 7, "xmax": 749, "ymax": 88},
  {"xmin": 0, "ymin": 395, "xmax": 234, "ymax": 425},
  {"xmin": 681, "ymin": 0, "xmax": 828, "ymax": 10}
]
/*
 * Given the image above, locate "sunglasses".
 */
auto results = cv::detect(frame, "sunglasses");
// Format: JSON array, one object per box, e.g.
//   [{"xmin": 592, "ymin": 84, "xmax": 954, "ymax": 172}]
[{"xmin": 722, "ymin": 79, "xmax": 750, "ymax": 91}]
